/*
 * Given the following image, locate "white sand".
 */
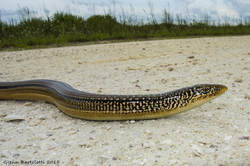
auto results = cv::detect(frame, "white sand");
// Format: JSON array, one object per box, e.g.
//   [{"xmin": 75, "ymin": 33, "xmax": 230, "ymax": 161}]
[{"xmin": 0, "ymin": 36, "xmax": 250, "ymax": 165}]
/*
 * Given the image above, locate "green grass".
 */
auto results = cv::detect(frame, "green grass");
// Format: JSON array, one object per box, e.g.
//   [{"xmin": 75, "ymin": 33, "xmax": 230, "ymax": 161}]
[{"xmin": 0, "ymin": 2, "xmax": 250, "ymax": 50}]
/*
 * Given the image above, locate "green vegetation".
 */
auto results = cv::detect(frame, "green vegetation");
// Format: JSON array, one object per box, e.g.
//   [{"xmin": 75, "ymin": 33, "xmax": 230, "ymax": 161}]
[{"xmin": 0, "ymin": 3, "xmax": 250, "ymax": 50}]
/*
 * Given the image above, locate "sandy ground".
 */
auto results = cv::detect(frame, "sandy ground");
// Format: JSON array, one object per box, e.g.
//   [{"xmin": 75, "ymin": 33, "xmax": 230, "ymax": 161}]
[{"xmin": 0, "ymin": 36, "xmax": 250, "ymax": 166}]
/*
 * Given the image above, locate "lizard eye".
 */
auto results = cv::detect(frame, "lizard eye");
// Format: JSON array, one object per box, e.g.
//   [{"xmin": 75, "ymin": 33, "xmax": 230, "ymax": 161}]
[{"xmin": 202, "ymin": 86, "xmax": 210, "ymax": 93}]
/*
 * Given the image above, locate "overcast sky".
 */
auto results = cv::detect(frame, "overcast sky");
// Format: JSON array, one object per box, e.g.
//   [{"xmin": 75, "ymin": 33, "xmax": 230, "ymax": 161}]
[{"xmin": 1, "ymin": 0, "xmax": 250, "ymax": 23}]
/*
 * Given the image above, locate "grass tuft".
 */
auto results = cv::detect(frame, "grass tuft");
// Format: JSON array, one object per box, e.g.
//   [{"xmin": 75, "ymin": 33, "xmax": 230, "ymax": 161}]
[{"xmin": 0, "ymin": 2, "xmax": 250, "ymax": 50}]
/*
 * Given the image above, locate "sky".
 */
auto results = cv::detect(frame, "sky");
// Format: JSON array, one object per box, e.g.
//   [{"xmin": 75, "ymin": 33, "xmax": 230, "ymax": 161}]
[{"xmin": 1, "ymin": 0, "xmax": 250, "ymax": 23}]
